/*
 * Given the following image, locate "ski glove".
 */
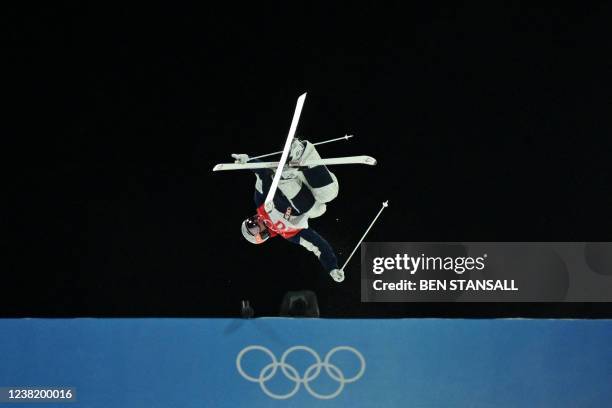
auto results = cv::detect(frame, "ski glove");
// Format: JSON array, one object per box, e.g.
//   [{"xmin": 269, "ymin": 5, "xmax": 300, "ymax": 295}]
[
  {"xmin": 329, "ymin": 269, "xmax": 345, "ymax": 282},
  {"xmin": 231, "ymin": 153, "xmax": 250, "ymax": 163}
]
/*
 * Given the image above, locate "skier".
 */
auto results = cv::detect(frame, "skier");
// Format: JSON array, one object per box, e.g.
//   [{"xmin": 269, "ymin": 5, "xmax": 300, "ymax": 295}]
[{"xmin": 233, "ymin": 139, "xmax": 345, "ymax": 282}]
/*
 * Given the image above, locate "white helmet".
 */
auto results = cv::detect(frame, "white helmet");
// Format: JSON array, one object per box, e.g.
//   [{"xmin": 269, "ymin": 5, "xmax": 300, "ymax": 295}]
[{"xmin": 241, "ymin": 214, "xmax": 270, "ymax": 244}]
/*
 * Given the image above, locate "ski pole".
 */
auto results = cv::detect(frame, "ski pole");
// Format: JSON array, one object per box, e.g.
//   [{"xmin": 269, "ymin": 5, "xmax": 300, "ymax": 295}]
[
  {"xmin": 250, "ymin": 134, "xmax": 354, "ymax": 160},
  {"xmin": 341, "ymin": 200, "xmax": 389, "ymax": 272}
]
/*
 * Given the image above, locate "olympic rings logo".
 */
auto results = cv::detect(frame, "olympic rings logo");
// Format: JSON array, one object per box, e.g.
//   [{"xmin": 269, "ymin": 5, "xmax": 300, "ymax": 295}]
[{"xmin": 236, "ymin": 345, "xmax": 366, "ymax": 400}]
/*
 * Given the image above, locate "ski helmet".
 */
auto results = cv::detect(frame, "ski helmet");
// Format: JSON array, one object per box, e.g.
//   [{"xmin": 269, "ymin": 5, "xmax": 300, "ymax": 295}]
[{"xmin": 241, "ymin": 214, "xmax": 270, "ymax": 244}]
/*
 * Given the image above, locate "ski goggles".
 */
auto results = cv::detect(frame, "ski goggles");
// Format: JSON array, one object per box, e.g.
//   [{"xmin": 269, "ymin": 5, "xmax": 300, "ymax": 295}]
[{"xmin": 245, "ymin": 215, "xmax": 270, "ymax": 243}]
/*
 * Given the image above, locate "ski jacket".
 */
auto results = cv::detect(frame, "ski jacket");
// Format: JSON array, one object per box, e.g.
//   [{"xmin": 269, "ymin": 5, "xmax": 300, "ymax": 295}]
[{"xmin": 250, "ymin": 161, "xmax": 338, "ymax": 272}]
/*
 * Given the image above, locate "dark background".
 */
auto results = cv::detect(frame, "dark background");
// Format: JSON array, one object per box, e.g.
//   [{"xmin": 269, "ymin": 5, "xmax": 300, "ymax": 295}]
[{"xmin": 7, "ymin": 3, "xmax": 612, "ymax": 317}]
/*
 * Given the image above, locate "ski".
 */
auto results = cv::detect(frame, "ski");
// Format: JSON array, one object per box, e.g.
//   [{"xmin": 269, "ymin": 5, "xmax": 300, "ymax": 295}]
[
  {"xmin": 212, "ymin": 155, "xmax": 377, "ymax": 171},
  {"xmin": 264, "ymin": 92, "xmax": 306, "ymax": 212}
]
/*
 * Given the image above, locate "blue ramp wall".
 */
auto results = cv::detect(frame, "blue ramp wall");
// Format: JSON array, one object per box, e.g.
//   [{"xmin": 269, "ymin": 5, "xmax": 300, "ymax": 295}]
[{"xmin": 1, "ymin": 318, "xmax": 611, "ymax": 407}]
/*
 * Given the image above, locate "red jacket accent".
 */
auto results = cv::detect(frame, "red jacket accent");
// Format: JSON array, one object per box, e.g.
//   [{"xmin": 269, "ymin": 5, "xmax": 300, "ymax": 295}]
[{"xmin": 256, "ymin": 205, "xmax": 302, "ymax": 239}]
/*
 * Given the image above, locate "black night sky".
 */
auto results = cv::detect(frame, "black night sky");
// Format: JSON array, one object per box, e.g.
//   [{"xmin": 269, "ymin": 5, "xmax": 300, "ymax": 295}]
[{"xmin": 7, "ymin": 3, "xmax": 612, "ymax": 317}]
